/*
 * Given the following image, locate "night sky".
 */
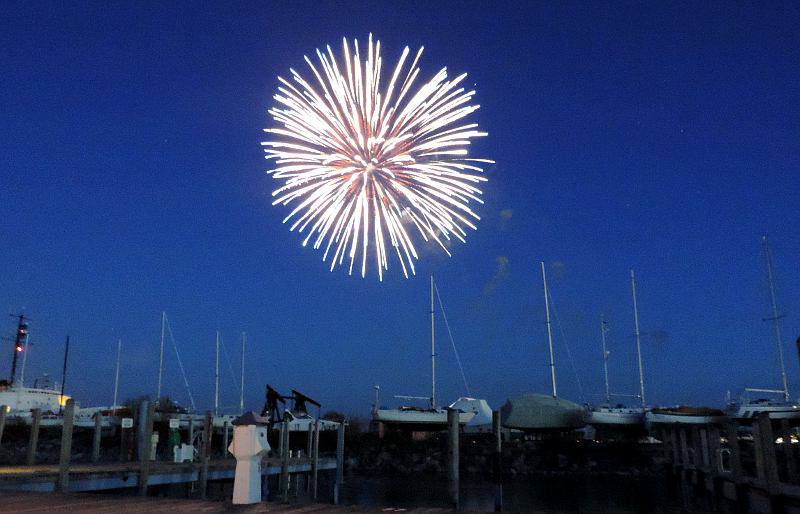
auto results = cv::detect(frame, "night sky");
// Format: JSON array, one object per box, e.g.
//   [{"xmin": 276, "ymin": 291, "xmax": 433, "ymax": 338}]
[{"xmin": 2, "ymin": 2, "xmax": 799, "ymax": 416}]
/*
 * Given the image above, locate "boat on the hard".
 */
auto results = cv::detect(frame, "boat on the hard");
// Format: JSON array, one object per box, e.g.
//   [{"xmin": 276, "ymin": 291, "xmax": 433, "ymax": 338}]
[
  {"xmin": 588, "ymin": 273, "xmax": 648, "ymax": 429},
  {"xmin": 645, "ymin": 406, "xmax": 727, "ymax": 425},
  {"xmin": 500, "ymin": 262, "xmax": 586, "ymax": 432},
  {"xmin": 372, "ymin": 276, "xmax": 489, "ymax": 431},
  {"xmin": 725, "ymin": 237, "xmax": 800, "ymax": 423}
]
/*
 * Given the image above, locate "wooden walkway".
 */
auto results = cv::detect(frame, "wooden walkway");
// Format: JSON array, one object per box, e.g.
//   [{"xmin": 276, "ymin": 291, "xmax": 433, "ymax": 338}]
[{"xmin": 0, "ymin": 491, "xmax": 470, "ymax": 513}]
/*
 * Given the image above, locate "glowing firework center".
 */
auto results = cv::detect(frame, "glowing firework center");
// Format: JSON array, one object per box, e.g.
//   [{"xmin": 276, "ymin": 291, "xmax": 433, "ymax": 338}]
[{"xmin": 262, "ymin": 35, "xmax": 492, "ymax": 280}]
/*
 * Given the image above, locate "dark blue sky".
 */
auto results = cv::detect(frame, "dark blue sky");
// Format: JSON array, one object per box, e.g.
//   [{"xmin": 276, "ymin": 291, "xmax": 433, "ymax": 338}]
[{"xmin": 2, "ymin": 2, "xmax": 798, "ymax": 416}]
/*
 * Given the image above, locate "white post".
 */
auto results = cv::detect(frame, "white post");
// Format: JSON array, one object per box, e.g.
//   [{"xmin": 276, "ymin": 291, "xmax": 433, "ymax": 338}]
[
  {"xmin": 215, "ymin": 331, "xmax": 220, "ymax": 418},
  {"xmin": 631, "ymin": 270, "xmax": 646, "ymax": 408},
  {"xmin": 541, "ymin": 262, "xmax": 557, "ymax": 398},
  {"xmin": 156, "ymin": 312, "xmax": 165, "ymax": 401},
  {"xmin": 113, "ymin": 339, "xmax": 121, "ymax": 410}
]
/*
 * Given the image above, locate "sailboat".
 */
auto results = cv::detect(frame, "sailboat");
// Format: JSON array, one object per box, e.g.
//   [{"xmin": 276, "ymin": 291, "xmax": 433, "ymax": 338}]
[
  {"xmin": 588, "ymin": 298, "xmax": 645, "ymax": 428},
  {"xmin": 373, "ymin": 276, "xmax": 484, "ymax": 430},
  {"xmin": 726, "ymin": 236, "xmax": 800, "ymax": 422},
  {"xmin": 500, "ymin": 262, "xmax": 586, "ymax": 432},
  {"xmin": 640, "ymin": 269, "xmax": 726, "ymax": 426}
]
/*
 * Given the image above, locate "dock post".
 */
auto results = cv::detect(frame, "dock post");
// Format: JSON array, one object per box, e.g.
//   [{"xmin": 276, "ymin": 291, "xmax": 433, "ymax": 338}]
[
  {"xmin": 333, "ymin": 421, "xmax": 345, "ymax": 505},
  {"xmin": 493, "ymin": 410, "xmax": 503, "ymax": 512},
  {"xmin": 447, "ymin": 407, "xmax": 460, "ymax": 510},
  {"xmin": 706, "ymin": 426, "xmax": 722, "ymax": 494},
  {"xmin": 780, "ymin": 419, "xmax": 799, "ymax": 483},
  {"xmin": 280, "ymin": 419, "xmax": 290, "ymax": 503},
  {"xmin": 670, "ymin": 427, "xmax": 680, "ymax": 470},
  {"xmin": 199, "ymin": 411, "xmax": 212, "ymax": 499},
  {"xmin": 58, "ymin": 399, "xmax": 75, "ymax": 492},
  {"xmin": 27, "ymin": 408, "xmax": 42, "ymax": 466},
  {"xmin": 679, "ymin": 427, "xmax": 690, "ymax": 468},
  {"xmin": 306, "ymin": 421, "xmax": 313, "ymax": 458},
  {"xmin": 138, "ymin": 401, "xmax": 155, "ymax": 496},
  {"xmin": 311, "ymin": 419, "xmax": 320, "ymax": 501},
  {"xmin": 724, "ymin": 420, "xmax": 747, "ymax": 510},
  {"xmin": 92, "ymin": 412, "xmax": 102, "ymax": 463},
  {"xmin": 0, "ymin": 405, "xmax": 6, "ymax": 446},
  {"xmin": 699, "ymin": 427, "xmax": 710, "ymax": 471},
  {"xmin": 188, "ymin": 418, "xmax": 194, "ymax": 454},
  {"xmin": 223, "ymin": 421, "xmax": 230, "ymax": 459},
  {"xmin": 753, "ymin": 413, "xmax": 781, "ymax": 512}
]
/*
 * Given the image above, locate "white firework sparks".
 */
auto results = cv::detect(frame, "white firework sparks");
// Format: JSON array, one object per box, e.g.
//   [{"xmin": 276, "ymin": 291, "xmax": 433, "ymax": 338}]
[{"xmin": 262, "ymin": 35, "xmax": 492, "ymax": 280}]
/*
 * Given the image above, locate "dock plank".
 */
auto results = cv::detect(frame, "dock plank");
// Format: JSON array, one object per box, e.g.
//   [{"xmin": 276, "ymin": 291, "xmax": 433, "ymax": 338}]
[{"xmin": 0, "ymin": 491, "xmax": 483, "ymax": 513}]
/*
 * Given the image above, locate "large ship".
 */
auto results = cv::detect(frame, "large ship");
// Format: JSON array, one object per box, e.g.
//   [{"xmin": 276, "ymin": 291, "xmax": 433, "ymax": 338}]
[{"xmin": 0, "ymin": 315, "xmax": 71, "ymax": 418}]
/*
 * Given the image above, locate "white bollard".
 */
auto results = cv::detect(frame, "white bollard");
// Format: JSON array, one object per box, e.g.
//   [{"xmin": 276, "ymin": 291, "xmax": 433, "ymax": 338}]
[{"xmin": 228, "ymin": 424, "xmax": 270, "ymax": 504}]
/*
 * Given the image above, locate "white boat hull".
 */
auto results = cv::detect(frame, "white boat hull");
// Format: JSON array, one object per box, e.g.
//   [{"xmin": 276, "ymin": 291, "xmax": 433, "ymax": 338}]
[
  {"xmin": 646, "ymin": 411, "xmax": 726, "ymax": 425},
  {"xmin": 589, "ymin": 408, "xmax": 645, "ymax": 426}
]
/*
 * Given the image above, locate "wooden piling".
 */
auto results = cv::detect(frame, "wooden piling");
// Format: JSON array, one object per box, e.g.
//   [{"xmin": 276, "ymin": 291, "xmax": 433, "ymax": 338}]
[
  {"xmin": 698, "ymin": 427, "xmax": 710, "ymax": 472},
  {"xmin": 306, "ymin": 422, "xmax": 313, "ymax": 458},
  {"xmin": 92, "ymin": 412, "xmax": 102, "ymax": 463},
  {"xmin": 280, "ymin": 420, "xmax": 290, "ymax": 503},
  {"xmin": 0, "ymin": 405, "xmax": 6, "ymax": 446},
  {"xmin": 725, "ymin": 421, "xmax": 743, "ymax": 480},
  {"xmin": 138, "ymin": 401, "xmax": 155, "ymax": 496},
  {"xmin": 223, "ymin": 421, "xmax": 230, "ymax": 458},
  {"xmin": 679, "ymin": 427, "xmax": 690, "ymax": 469},
  {"xmin": 670, "ymin": 427, "xmax": 680, "ymax": 469},
  {"xmin": 57, "ymin": 399, "xmax": 75, "ymax": 492},
  {"xmin": 199, "ymin": 411, "xmax": 212, "ymax": 500},
  {"xmin": 447, "ymin": 407, "xmax": 460, "ymax": 510},
  {"xmin": 781, "ymin": 419, "xmax": 799, "ymax": 483},
  {"xmin": 27, "ymin": 408, "xmax": 42, "ymax": 466},
  {"xmin": 333, "ymin": 421, "xmax": 345, "ymax": 505},
  {"xmin": 492, "ymin": 410, "xmax": 503, "ymax": 512},
  {"xmin": 753, "ymin": 413, "xmax": 780, "ymax": 490},
  {"xmin": 311, "ymin": 419, "xmax": 320, "ymax": 501}
]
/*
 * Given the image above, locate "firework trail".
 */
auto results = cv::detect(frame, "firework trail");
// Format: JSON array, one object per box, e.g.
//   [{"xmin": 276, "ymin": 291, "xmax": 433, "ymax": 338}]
[{"xmin": 262, "ymin": 35, "xmax": 492, "ymax": 280}]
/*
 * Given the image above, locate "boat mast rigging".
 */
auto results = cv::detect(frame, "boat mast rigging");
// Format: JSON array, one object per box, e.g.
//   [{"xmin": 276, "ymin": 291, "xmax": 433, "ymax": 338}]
[
  {"xmin": 630, "ymin": 270, "xmax": 646, "ymax": 408},
  {"xmin": 156, "ymin": 311, "xmax": 165, "ymax": 401},
  {"xmin": 215, "ymin": 330, "xmax": 220, "ymax": 417},
  {"xmin": 762, "ymin": 235, "xmax": 789, "ymax": 402},
  {"xmin": 601, "ymin": 316, "xmax": 610, "ymax": 404},
  {"xmin": 430, "ymin": 274, "xmax": 436, "ymax": 410},
  {"xmin": 541, "ymin": 262, "xmax": 557, "ymax": 399}
]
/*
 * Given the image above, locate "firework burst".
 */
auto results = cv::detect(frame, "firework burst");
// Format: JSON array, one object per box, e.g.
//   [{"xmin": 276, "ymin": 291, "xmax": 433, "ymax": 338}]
[{"xmin": 262, "ymin": 35, "xmax": 492, "ymax": 280}]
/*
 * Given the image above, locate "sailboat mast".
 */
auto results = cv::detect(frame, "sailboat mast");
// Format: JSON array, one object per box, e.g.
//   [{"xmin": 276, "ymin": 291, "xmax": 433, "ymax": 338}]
[
  {"xmin": 113, "ymin": 339, "xmax": 121, "ymax": 409},
  {"xmin": 430, "ymin": 274, "xmax": 436, "ymax": 410},
  {"xmin": 156, "ymin": 311, "xmax": 165, "ymax": 401},
  {"xmin": 601, "ymin": 316, "xmax": 610, "ymax": 404},
  {"xmin": 630, "ymin": 270, "xmax": 646, "ymax": 408},
  {"xmin": 215, "ymin": 330, "xmax": 220, "ymax": 417},
  {"xmin": 239, "ymin": 332, "xmax": 246, "ymax": 414},
  {"xmin": 59, "ymin": 335, "xmax": 70, "ymax": 414},
  {"xmin": 763, "ymin": 236, "xmax": 789, "ymax": 401},
  {"xmin": 19, "ymin": 332, "xmax": 30, "ymax": 387},
  {"xmin": 541, "ymin": 262, "xmax": 557, "ymax": 398}
]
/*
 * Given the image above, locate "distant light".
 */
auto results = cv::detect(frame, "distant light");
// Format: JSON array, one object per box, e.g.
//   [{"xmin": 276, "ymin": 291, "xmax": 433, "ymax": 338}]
[{"xmin": 15, "ymin": 347, "xmax": 22, "ymax": 352}]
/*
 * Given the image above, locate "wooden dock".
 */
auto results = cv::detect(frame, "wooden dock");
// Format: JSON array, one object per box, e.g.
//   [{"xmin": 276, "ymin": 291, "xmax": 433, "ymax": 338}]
[
  {"xmin": 656, "ymin": 412, "xmax": 800, "ymax": 513},
  {"xmin": 0, "ymin": 457, "xmax": 336, "ymax": 493},
  {"xmin": 0, "ymin": 491, "xmax": 479, "ymax": 513}
]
